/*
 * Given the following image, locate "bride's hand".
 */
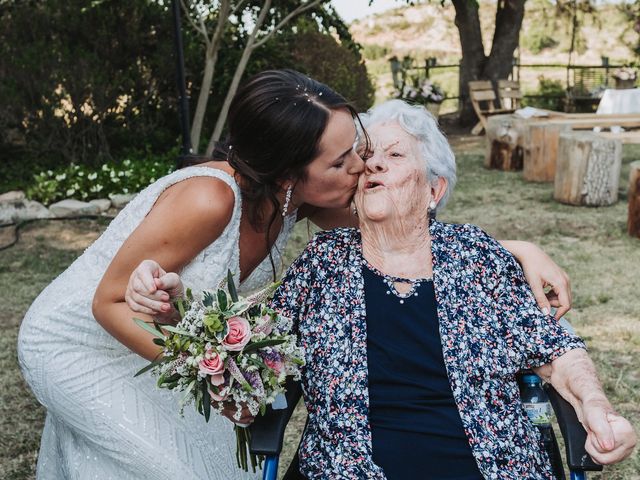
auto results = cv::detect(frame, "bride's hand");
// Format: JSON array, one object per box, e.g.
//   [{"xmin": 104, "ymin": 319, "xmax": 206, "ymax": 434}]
[
  {"xmin": 505, "ymin": 241, "xmax": 572, "ymax": 320},
  {"xmin": 221, "ymin": 401, "xmax": 255, "ymax": 426},
  {"xmin": 125, "ymin": 259, "xmax": 184, "ymax": 318}
]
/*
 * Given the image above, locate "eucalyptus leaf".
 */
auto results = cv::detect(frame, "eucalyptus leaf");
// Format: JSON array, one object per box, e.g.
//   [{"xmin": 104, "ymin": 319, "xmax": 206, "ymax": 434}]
[
  {"xmin": 133, "ymin": 318, "xmax": 164, "ymax": 339},
  {"xmin": 162, "ymin": 325, "xmax": 197, "ymax": 337}
]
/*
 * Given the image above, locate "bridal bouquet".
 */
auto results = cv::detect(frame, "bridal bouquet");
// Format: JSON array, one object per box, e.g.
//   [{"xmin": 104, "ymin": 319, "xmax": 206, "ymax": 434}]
[{"xmin": 134, "ymin": 271, "xmax": 304, "ymax": 472}]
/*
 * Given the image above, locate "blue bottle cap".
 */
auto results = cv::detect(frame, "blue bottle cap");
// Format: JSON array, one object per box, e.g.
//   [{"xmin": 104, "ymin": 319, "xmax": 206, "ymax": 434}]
[{"xmin": 522, "ymin": 373, "xmax": 542, "ymax": 385}]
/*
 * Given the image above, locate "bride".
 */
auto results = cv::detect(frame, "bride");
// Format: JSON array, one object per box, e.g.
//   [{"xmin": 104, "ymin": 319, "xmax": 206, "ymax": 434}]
[{"xmin": 18, "ymin": 70, "xmax": 571, "ymax": 479}]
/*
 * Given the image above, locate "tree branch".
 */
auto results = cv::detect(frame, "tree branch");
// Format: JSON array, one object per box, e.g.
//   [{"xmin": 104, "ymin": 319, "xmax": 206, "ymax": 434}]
[
  {"xmin": 253, "ymin": 0, "xmax": 323, "ymax": 49},
  {"xmin": 230, "ymin": 0, "xmax": 248, "ymax": 17},
  {"xmin": 181, "ymin": 0, "xmax": 210, "ymax": 44}
]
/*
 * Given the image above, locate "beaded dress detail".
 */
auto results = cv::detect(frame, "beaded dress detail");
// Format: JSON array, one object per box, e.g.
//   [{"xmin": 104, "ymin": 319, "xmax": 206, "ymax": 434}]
[{"xmin": 17, "ymin": 167, "xmax": 296, "ymax": 479}]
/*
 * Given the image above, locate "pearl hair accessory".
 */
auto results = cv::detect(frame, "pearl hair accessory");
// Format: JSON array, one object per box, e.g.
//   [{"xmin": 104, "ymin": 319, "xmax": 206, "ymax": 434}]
[{"xmin": 282, "ymin": 184, "xmax": 293, "ymax": 217}]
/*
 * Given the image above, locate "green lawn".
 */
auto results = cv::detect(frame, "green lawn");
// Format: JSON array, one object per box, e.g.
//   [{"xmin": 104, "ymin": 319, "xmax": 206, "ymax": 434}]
[{"xmin": 1, "ymin": 137, "xmax": 638, "ymax": 479}]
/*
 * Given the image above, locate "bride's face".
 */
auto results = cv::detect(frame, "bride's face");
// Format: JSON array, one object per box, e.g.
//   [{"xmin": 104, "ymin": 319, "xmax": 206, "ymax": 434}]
[
  {"xmin": 294, "ymin": 109, "xmax": 365, "ymax": 209},
  {"xmin": 354, "ymin": 121, "xmax": 431, "ymax": 223}
]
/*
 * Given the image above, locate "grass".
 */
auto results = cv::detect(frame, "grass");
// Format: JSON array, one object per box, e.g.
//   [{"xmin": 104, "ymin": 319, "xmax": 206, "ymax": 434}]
[{"xmin": 1, "ymin": 138, "xmax": 638, "ymax": 479}]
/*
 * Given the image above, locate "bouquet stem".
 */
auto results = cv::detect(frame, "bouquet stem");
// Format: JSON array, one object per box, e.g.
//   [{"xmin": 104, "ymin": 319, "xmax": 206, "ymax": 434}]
[{"xmin": 234, "ymin": 425, "xmax": 263, "ymax": 473}]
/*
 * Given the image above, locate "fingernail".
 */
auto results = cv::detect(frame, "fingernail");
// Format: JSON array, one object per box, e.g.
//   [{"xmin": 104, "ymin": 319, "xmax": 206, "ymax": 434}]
[{"xmin": 161, "ymin": 304, "xmax": 170, "ymax": 312}]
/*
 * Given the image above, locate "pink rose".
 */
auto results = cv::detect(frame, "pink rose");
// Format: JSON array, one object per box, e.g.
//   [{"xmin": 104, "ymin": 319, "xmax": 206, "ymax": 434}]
[
  {"xmin": 199, "ymin": 351, "xmax": 225, "ymax": 386},
  {"xmin": 222, "ymin": 316, "xmax": 251, "ymax": 351},
  {"xmin": 264, "ymin": 357, "xmax": 284, "ymax": 375}
]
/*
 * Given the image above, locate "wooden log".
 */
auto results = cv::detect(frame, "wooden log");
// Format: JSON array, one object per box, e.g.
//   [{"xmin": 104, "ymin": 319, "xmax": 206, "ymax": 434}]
[
  {"xmin": 524, "ymin": 122, "xmax": 572, "ymax": 182},
  {"xmin": 484, "ymin": 114, "xmax": 524, "ymax": 171},
  {"xmin": 628, "ymin": 161, "xmax": 640, "ymax": 237},
  {"xmin": 554, "ymin": 132, "xmax": 622, "ymax": 206}
]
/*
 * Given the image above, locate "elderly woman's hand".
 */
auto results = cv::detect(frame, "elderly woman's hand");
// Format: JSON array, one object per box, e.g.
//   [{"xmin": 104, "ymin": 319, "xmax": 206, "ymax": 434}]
[
  {"xmin": 581, "ymin": 400, "xmax": 637, "ymax": 465},
  {"xmin": 500, "ymin": 240, "xmax": 571, "ymax": 320},
  {"xmin": 125, "ymin": 259, "xmax": 184, "ymax": 320}
]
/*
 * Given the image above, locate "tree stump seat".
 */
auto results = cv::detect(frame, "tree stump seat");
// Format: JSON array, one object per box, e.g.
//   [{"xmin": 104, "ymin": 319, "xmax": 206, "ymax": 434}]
[
  {"xmin": 628, "ymin": 161, "xmax": 640, "ymax": 238},
  {"xmin": 553, "ymin": 132, "xmax": 622, "ymax": 207}
]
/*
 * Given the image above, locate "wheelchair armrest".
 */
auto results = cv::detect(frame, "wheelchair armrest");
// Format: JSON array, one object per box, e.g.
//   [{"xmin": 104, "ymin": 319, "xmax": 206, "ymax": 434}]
[
  {"xmin": 544, "ymin": 384, "xmax": 603, "ymax": 472},
  {"xmin": 249, "ymin": 377, "xmax": 303, "ymax": 456}
]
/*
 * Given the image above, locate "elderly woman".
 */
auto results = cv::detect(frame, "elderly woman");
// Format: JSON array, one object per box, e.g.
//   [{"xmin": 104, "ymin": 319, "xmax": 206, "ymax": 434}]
[{"xmin": 270, "ymin": 100, "xmax": 636, "ymax": 479}]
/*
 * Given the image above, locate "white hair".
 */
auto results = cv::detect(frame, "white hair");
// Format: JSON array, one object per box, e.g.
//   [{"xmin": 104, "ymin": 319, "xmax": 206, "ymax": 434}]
[{"xmin": 360, "ymin": 99, "xmax": 457, "ymax": 209}]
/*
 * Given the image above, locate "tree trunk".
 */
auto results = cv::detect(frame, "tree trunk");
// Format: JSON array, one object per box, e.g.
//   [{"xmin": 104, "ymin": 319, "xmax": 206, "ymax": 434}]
[
  {"xmin": 452, "ymin": 0, "xmax": 485, "ymax": 126},
  {"xmin": 206, "ymin": 0, "xmax": 272, "ymax": 155},
  {"xmin": 628, "ymin": 161, "xmax": 640, "ymax": 237},
  {"xmin": 189, "ymin": 0, "xmax": 231, "ymax": 153},
  {"xmin": 453, "ymin": 0, "xmax": 526, "ymax": 126},
  {"xmin": 554, "ymin": 131, "xmax": 622, "ymax": 206}
]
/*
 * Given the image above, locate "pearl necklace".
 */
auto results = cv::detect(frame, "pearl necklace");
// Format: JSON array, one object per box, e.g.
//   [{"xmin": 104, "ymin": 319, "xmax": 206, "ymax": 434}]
[{"xmin": 363, "ymin": 258, "xmax": 432, "ymax": 304}]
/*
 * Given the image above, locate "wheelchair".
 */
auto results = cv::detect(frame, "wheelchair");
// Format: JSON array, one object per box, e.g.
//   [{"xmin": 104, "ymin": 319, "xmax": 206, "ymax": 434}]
[{"xmin": 249, "ymin": 375, "xmax": 603, "ymax": 480}]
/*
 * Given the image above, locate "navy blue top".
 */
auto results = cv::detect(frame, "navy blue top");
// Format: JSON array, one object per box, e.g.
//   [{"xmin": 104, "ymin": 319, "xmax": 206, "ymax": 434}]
[{"xmin": 364, "ymin": 263, "xmax": 483, "ymax": 480}]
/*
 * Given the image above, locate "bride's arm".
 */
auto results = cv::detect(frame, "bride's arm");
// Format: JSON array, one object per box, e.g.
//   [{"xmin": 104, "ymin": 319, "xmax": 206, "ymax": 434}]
[
  {"xmin": 498, "ymin": 240, "xmax": 571, "ymax": 319},
  {"xmin": 92, "ymin": 177, "xmax": 235, "ymax": 361},
  {"xmin": 303, "ymin": 207, "xmax": 571, "ymax": 319}
]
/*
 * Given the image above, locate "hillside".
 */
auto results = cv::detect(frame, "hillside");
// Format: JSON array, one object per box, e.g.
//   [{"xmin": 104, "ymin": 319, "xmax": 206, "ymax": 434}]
[{"xmin": 349, "ymin": 0, "xmax": 638, "ymax": 106}]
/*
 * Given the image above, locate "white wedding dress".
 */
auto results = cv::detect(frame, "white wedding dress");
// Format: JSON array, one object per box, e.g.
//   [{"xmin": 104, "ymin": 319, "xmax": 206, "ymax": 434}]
[{"xmin": 17, "ymin": 167, "xmax": 297, "ymax": 479}]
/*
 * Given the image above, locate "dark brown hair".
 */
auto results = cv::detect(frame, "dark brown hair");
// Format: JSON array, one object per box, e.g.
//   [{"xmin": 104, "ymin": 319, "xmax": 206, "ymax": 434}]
[{"xmin": 211, "ymin": 69, "xmax": 367, "ymax": 277}]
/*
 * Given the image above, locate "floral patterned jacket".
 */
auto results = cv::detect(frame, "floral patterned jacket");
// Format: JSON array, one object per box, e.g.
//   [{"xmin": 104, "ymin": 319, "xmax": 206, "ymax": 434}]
[{"xmin": 270, "ymin": 221, "xmax": 586, "ymax": 479}]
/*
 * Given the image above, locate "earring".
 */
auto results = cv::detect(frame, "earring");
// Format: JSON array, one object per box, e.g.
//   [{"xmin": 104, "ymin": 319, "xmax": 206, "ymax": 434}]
[
  {"xmin": 352, "ymin": 203, "xmax": 358, "ymax": 217},
  {"xmin": 428, "ymin": 200, "xmax": 437, "ymax": 211},
  {"xmin": 282, "ymin": 184, "xmax": 293, "ymax": 217}
]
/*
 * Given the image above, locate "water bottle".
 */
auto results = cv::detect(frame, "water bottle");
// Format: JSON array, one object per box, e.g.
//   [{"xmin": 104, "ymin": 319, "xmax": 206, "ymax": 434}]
[
  {"xmin": 521, "ymin": 373, "xmax": 564, "ymax": 476},
  {"xmin": 521, "ymin": 373, "xmax": 552, "ymax": 426}
]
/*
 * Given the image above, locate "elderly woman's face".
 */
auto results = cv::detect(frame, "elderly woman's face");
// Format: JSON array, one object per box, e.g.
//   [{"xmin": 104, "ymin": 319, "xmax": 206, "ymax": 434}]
[{"xmin": 355, "ymin": 121, "xmax": 430, "ymax": 222}]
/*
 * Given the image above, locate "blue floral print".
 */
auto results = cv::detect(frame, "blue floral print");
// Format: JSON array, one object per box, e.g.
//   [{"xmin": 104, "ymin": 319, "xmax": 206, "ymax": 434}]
[{"xmin": 270, "ymin": 220, "xmax": 586, "ymax": 479}]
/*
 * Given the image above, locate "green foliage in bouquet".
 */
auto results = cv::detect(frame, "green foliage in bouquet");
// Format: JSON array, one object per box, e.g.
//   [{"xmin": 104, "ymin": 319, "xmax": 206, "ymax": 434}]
[{"xmin": 133, "ymin": 270, "xmax": 304, "ymax": 473}]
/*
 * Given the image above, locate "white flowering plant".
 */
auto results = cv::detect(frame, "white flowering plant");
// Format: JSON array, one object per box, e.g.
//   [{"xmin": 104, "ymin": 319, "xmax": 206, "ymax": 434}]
[
  {"xmin": 613, "ymin": 66, "xmax": 637, "ymax": 81},
  {"xmin": 398, "ymin": 77, "xmax": 445, "ymax": 104},
  {"xmin": 134, "ymin": 270, "xmax": 304, "ymax": 473}
]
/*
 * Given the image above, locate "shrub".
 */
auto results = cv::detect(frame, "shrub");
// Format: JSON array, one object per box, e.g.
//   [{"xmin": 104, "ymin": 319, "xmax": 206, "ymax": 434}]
[
  {"xmin": 27, "ymin": 151, "xmax": 177, "ymax": 206},
  {"xmin": 522, "ymin": 76, "xmax": 566, "ymax": 111},
  {"xmin": 290, "ymin": 30, "xmax": 375, "ymax": 111}
]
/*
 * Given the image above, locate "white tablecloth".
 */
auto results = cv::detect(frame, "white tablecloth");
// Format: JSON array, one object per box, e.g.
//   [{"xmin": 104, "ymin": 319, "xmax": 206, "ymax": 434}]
[{"xmin": 596, "ymin": 88, "xmax": 640, "ymax": 114}]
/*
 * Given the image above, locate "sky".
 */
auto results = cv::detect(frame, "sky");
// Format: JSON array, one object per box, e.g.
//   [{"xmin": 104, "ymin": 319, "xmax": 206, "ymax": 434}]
[{"xmin": 330, "ymin": 0, "xmax": 402, "ymax": 23}]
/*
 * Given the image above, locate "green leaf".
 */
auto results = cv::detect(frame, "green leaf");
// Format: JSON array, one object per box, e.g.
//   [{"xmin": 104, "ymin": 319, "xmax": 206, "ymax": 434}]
[
  {"xmin": 162, "ymin": 325, "xmax": 195, "ymax": 337},
  {"xmin": 202, "ymin": 380, "xmax": 211, "ymax": 422},
  {"xmin": 242, "ymin": 338, "xmax": 286, "ymax": 353},
  {"xmin": 228, "ymin": 300, "xmax": 251, "ymax": 316},
  {"xmin": 203, "ymin": 291, "xmax": 214, "ymax": 308},
  {"xmin": 175, "ymin": 298, "xmax": 186, "ymax": 318},
  {"xmin": 133, "ymin": 318, "xmax": 164, "ymax": 338},
  {"xmin": 152, "ymin": 337, "xmax": 165, "ymax": 346},
  {"xmin": 133, "ymin": 355, "xmax": 166, "ymax": 377},
  {"xmin": 185, "ymin": 288, "xmax": 193, "ymax": 301},
  {"xmin": 217, "ymin": 289, "xmax": 228, "ymax": 311},
  {"xmin": 227, "ymin": 269, "xmax": 239, "ymax": 302},
  {"xmin": 245, "ymin": 355, "xmax": 268, "ymax": 370}
]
